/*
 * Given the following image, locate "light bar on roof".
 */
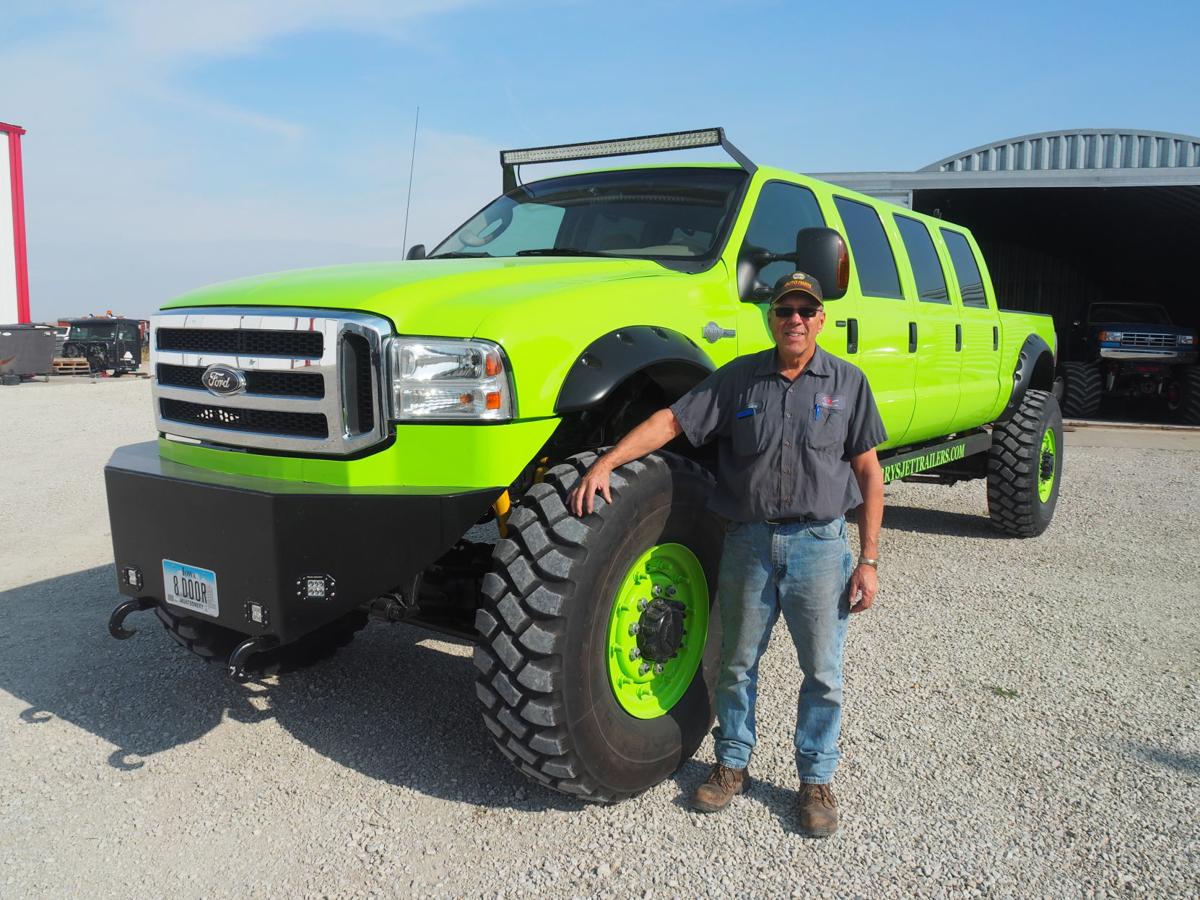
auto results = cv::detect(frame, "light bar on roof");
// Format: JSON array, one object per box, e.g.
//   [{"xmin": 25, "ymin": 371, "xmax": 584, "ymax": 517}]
[
  {"xmin": 499, "ymin": 127, "xmax": 756, "ymax": 192},
  {"xmin": 502, "ymin": 128, "xmax": 722, "ymax": 166}
]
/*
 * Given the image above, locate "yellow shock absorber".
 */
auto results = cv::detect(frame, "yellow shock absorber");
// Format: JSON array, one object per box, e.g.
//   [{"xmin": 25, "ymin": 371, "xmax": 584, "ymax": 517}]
[
  {"xmin": 533, "ymin": 456, "xmax": 550, "ymax": 484},
  {"xmin": 493, "ymin": 490, "xmax": 512, "ymax": 538}
]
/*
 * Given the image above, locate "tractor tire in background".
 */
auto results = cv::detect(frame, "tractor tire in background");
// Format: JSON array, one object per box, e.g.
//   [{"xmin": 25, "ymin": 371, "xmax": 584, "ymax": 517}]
[
  {"xmin": 1060, "ymin": 361, "xmax": 1102, "ymax": 419},
  {"xmin": 988, "ymin": 389, "xmax": 1063, "ymax": 537},
  {"xmin": 473, "ymin": 450, "xmax": 724, "ymax": 803},
  {"xmin": 153, "ymin": 604, "xmax": 368, "ymax": 675}
]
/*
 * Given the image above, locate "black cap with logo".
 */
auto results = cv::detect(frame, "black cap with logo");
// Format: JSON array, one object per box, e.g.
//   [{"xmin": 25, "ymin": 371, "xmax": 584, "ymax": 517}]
[{"xmin": 770, "ymin": 271, "xmax": 824, "ymax": 306}]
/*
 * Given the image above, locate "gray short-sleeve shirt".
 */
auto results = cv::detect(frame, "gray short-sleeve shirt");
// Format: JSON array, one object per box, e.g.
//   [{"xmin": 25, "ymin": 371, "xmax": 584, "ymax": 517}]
[{"xmin": 669, "ymin": 346, "xmax": 887, "ymax": 522}]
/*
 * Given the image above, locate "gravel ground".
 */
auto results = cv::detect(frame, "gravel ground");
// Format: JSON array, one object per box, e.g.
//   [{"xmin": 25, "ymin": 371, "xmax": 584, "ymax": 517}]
[{"xmin": 1, "ymin": 378, "xmax": 1197, "ymax": 898}]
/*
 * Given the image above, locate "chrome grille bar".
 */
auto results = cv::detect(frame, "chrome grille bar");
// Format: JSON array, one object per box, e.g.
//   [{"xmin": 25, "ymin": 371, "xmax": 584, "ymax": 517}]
[{"xmin": 151, "ymin": 307, "xmax": 391, "ymax": 455}]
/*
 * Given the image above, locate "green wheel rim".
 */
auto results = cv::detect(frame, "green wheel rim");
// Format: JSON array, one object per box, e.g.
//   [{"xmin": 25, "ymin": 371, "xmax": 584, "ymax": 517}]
[
  {"xmin": 605, "ymin": 543, "xmax": 709, "ymax": 720},
  {"xmin": 1038, "ymin": 427, "xmax": 1057, "ymax": 502}
]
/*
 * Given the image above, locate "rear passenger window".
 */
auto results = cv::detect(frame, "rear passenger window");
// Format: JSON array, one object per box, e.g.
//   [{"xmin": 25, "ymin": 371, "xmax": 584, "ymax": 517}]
[
  {"xmin": 743, "ymin": 182, "xmax": 825, "ymax": 293},
  {"xmin": 894, "ymin": 215, "xmax": 949, "ymax": 304},
  {"xmin": 833, "ymin": 197, "xmax": 902, "ymax": 299},
  {"xmin": 940, "ymin": 230, "xmax": 988, "ymax": 308}
]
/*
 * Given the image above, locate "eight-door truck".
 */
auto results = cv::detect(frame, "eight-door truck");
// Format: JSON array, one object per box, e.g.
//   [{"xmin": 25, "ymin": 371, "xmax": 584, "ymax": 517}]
[{"xmin": 104, "ymin": 128, "xmax": 1061, "ymax": 802}]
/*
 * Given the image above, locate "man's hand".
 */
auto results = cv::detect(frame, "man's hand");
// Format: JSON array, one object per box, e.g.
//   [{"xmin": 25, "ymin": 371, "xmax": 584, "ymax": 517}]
[
  {"xmin": 564, "ymin": 409, "xmax": 685, "ymax": 517},
  {"xmin": 568, "ymin": 460, "xmax": 614, "ymax": 517},
  {"xmin": 848, "ymin": 563, "xmax": 877, "ymax": 613}
]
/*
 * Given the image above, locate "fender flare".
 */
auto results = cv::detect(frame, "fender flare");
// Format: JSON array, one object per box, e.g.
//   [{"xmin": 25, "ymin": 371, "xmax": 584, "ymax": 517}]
[
  {"xmin": 554, "ymin": 326, "xmax": 716, "ymax": 414},
  {"xmin": 997, "ymin": 334, "xmax": 1056, "ymax": 421}
]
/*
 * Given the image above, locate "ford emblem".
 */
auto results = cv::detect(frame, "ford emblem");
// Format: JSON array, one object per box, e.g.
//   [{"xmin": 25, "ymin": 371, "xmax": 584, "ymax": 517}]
[{"xmin": 201, "ymin": 364, "xmax": 247, "ymax": 397}]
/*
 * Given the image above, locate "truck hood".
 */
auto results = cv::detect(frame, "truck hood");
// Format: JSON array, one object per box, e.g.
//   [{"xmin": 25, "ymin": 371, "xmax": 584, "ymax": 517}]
[{"xmin": 162, "ymin": 257, "xmax": 674, "ymax": 336}]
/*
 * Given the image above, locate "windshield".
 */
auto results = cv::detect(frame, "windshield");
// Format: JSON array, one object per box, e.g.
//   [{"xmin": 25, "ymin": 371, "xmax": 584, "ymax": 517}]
[
  {"xmin": 67, "ymin": 323, "xmax": 117, "ymax": 340},
  {"xmin": 431, "ymin": 167, "xmax": 748, "ymax": 262},
  {"xmin": 1088, "ymin": 303, "xmax": 1172, "ymax": 325}
]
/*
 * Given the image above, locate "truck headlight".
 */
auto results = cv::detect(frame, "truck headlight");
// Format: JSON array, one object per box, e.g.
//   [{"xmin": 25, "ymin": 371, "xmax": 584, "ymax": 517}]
[
  {"xmin": 1180, "ymin": 335, "xmax": 1196, "ymax": 345},
  {"xmin": 387, "ymin": 338, "xmax": 514, "ymax": 421}
]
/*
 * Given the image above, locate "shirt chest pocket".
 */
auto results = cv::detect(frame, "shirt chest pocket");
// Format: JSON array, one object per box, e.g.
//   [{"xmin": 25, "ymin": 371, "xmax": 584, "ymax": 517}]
[
  {"xmin": 803, "ymin": 407, "xmax": 848, "ymax": 453},
  {"xmin": 732, "ymin": 409, "xmax": 770, "ymax": 456}
]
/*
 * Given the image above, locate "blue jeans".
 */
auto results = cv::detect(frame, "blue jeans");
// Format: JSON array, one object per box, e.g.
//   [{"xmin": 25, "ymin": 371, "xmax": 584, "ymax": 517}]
[{"xmin": 713, "ymin": 518, "xmax": 853, "ymax": 784}]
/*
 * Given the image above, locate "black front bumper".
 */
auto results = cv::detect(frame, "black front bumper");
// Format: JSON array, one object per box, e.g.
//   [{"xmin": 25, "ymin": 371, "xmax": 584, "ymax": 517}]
[{"xmin": 104, "ymin": 442, "xmax": 498, "ymax": 643}]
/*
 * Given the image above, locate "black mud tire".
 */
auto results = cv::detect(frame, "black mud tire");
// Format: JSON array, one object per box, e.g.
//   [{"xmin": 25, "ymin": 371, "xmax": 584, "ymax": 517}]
[
  {"xmin": 473, "ymin": 450, "xmax": 724, "ymax": 803},
  {"xmin": 1175, "ymin": 367, "xmax": 1200, "ymax": 426},
  {"xmin": 1060, "ymin": 361, "xmax": 1102, "ymax": 419},
  {"xmin": 153, "ymin": 604, "xmax": 368, "ymax": 675},
  {"xmin": 987, "ymin": 389, "xmax": 1062, "ymax": 537}
]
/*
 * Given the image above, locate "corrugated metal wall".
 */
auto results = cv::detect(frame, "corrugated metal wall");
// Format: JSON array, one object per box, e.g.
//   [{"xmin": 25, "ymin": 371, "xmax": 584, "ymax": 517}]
[{"xmin": 925, "ymin": 130, "xmax": 1200, "ymax": 174}]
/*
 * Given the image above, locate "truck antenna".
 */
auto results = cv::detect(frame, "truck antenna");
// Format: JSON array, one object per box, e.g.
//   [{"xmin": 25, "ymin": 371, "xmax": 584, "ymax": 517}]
[{"xmin": 402, "ymin": 106, "xmax": 420, "ymax": 254}]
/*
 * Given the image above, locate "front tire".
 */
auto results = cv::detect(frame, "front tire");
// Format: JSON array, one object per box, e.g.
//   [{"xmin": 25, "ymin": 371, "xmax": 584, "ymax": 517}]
[
  {"xmin": 473, "ymin": 450, "xmax": 724, "ymax": 802},
  {"xmin": 1175, "ymin": 367, "xmax": 1200, "ymax": 426},
  {"xmin": 988, "ymin": 389, "xmax": 1063, "ymax": 537},
  {"xmin": 1060, "ymin": 362, "xmax": 1102, "ymax": 418}
]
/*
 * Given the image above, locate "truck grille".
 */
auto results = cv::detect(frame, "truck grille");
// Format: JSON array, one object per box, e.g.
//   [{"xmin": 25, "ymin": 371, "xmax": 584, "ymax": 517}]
[
  {"xmin": 1120, "ymin": 333, "xmax": 1174, "ymax": 349},
  {"xmin": 151, "ymin": 308, "xmax": 391, "ymax": 455}
]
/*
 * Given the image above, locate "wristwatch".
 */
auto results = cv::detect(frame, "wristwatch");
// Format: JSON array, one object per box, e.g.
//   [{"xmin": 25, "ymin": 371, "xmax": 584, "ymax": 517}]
[{"xmin": 857, "ymin": 556, "xmax": 879, "ymax": 569}]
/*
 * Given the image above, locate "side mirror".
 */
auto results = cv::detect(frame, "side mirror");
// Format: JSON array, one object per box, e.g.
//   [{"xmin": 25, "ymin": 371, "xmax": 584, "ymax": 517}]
[
  {"xmin": 406, "ymin": 244, "xmax": 426, "ymax": 260},
  {"xmin": 794, "ymin": 227, "xmax": 849, "ymax": 300}
]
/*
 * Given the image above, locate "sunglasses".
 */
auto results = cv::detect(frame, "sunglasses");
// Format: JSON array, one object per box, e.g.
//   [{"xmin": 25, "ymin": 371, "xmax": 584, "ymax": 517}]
[{"xmin": 771, "ymin": 305, "xmax": 822, "ymax": 319}]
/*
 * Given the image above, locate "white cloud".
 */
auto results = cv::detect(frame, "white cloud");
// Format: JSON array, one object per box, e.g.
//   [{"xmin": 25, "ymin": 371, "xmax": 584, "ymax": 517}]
[{"xmin": 0, "ymin": 1, "xmax": 502, "ymax": 319}]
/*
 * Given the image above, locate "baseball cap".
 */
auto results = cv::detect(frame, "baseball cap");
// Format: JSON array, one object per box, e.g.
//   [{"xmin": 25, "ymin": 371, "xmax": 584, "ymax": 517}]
[{"xmin": 770, "ymin": 271, "xmax": 824, "ymax": 306}]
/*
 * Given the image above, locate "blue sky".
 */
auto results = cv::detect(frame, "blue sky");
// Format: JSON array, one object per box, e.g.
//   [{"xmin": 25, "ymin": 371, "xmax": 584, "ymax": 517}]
[{"xmin": 3, "ymin": 0, "xmax": 1198, "ymax": 319}]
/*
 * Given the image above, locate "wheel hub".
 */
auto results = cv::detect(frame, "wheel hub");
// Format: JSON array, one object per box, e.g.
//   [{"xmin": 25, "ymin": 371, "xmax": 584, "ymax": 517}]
[
  {"xmin": 635, "ymin": 598, "xmax": 686, "ymax": 662},
  {"xmin": 1039, "ymin": 449, "xmax": 1055, "ymax": 481}
]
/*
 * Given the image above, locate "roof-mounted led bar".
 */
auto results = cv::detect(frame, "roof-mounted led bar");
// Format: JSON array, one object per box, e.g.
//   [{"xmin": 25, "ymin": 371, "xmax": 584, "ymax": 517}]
[{"xmin": 500, "ymin": 127, "xmax": 757, "ymax": 192}]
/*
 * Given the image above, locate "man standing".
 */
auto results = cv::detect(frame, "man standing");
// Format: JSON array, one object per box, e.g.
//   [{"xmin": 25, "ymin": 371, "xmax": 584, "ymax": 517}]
[{"xmin": 568, "ymin": 272, "xmax": 886, "ymax": 837}]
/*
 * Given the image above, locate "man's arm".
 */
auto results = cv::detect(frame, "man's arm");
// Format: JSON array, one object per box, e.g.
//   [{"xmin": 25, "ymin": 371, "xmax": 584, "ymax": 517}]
[
  {"xmin": 847, "ymin": 447, "xmax": 883, "ymax": 613},
  {"xmin": 567, "ymin": 408, "xmax": 683, "ymax": 516}
]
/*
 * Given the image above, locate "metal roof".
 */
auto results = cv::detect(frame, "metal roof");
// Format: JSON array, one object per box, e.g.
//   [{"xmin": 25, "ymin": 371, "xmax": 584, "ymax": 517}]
[{"xmin": 922, "ymin": 129, "xmax": 1200, "ymax": 174}]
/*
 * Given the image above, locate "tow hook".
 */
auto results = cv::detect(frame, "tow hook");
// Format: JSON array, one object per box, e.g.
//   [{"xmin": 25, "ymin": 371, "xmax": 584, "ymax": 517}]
[
  {"xmin": 108, "ymin": 597, "xmax": 157, "ymax": 639},
  {"xmin": 227, "ymin": 635, "xmax": 280, "ymax": 682}
]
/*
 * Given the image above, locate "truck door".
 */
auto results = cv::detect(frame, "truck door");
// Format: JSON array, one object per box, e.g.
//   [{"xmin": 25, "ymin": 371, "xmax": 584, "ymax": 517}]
[
  {"xmin": 830, "ymin": 196, "xmax": 915, "ymax": 446},
  {"xmin": 893, "ymin": 213, "xmax": 963, "ymax": 442},
  {"xmin": 733, "ymin": 180, "xmax": 832, "ymax": 357},
  {"xmin": 940, "ymin": 230, "xmax": 1001, "ymax": 427}
]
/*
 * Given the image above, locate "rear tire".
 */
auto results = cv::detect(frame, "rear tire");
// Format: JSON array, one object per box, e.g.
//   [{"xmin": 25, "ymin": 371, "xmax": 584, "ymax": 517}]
[
  {"xmin": 988, "ymin": 389, "xmax": 1062, "ymax": 537},
  {"xmin": 154, "ymin": 604, "xmax": 368, "ymax": 675},
  {"xmin": 473, "ymin": 450, "xmax": 724, "ymax": 803},
  {"xmin": 1060, "ymin": 362, "xmax": 1102, "ymax": 418}
]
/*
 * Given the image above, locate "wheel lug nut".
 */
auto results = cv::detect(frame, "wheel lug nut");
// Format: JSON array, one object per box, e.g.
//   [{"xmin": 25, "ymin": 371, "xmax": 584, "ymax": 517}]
[
  {"xmin": 629, "ymin": 648, "xmax": 641, "ymax": 660},
  {"xmin": 639, "ymin": 662, "xmax": 651, "ymax": 675},
  {"xmin": 654, "ymin": 663, "xmax": 664, "ymax": 674},
  {"xmin": 628, "ymin": 623, "xmax": 640, "ymax": 635},
  {"xmin": 666, "ymin": 586, "xmax": 676, "ymax": 597},
  {"xmin": 638, "ymin": 599, "xmax": 648, "ymax": 611}
]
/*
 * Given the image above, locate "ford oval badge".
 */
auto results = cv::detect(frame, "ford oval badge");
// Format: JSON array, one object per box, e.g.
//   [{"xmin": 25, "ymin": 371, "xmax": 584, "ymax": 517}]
[{"xmin": 201, "ymin": 364, "xmax": 247, "ymax": 397}]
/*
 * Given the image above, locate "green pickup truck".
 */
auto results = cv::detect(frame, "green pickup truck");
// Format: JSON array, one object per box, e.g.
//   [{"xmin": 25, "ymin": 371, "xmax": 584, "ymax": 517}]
[{"xmin": 104, "ymin": 128, "xmax": 1060, "ymax": 802}]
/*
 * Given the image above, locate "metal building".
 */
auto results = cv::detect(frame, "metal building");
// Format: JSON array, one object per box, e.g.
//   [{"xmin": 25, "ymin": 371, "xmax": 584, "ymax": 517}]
[{"xmin": 815, "ymin": 129, "xmax": 1200, "ymax": 337}]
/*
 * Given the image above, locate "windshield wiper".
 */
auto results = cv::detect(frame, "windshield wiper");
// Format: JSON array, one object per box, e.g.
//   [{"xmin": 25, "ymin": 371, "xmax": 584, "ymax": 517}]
[
  {"xmin": 427, "ymin": 251, "xmax": 491, "ymax": 259},
  {"xmin": 515, "ymin": 247, "xmax": 613, "ymax": 258}
]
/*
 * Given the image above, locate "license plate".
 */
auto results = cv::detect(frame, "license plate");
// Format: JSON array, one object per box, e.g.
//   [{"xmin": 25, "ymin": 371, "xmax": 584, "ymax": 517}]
[{"xmin": 162, "ymin": 559, "xmax": 220, "ymax": 618}]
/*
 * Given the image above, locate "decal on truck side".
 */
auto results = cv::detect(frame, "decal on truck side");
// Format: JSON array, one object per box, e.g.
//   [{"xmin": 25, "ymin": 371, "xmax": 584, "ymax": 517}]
[{"xmin": 882, "ymin": 440, "xmax": 967, "ymax": 483}]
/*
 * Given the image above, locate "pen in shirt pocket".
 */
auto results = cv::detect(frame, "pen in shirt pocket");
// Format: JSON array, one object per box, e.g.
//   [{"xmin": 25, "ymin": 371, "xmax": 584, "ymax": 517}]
[{"xmin": 736, "ymin": 401, "xmax": 763, "ymax": 419}]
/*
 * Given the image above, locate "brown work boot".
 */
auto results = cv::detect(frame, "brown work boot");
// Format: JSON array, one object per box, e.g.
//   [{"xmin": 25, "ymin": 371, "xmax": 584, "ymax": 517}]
[
  {"xmin": 691, "ymin": 763, "xmax": 749, "ymax": 813},
  {"xmin": 797, "ymin": 783, "xmax": 839, "ymax": 837}
]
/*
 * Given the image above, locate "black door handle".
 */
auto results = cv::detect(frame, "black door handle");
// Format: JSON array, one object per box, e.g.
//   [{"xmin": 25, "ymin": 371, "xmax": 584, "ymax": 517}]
[
  {"xmin": 955, "ymin": 324, "xmax": 963, "ymax": 352},
  {"xmin": 908, "ymin": 322, "xmax": 917, "ymax": 353},
  {"xmin": 993, "ymin": 326, "xmax": 999, "ymax": 351},
  {"xmin": 847, "ymin": 318, "xmax": 859, "ymax": 354}
]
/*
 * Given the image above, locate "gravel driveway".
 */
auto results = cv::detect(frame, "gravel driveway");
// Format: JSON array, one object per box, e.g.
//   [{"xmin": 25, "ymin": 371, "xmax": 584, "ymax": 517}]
[{"xmin": 1, "ymin": 379, "xmax": 1197, "ymax": 898}]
